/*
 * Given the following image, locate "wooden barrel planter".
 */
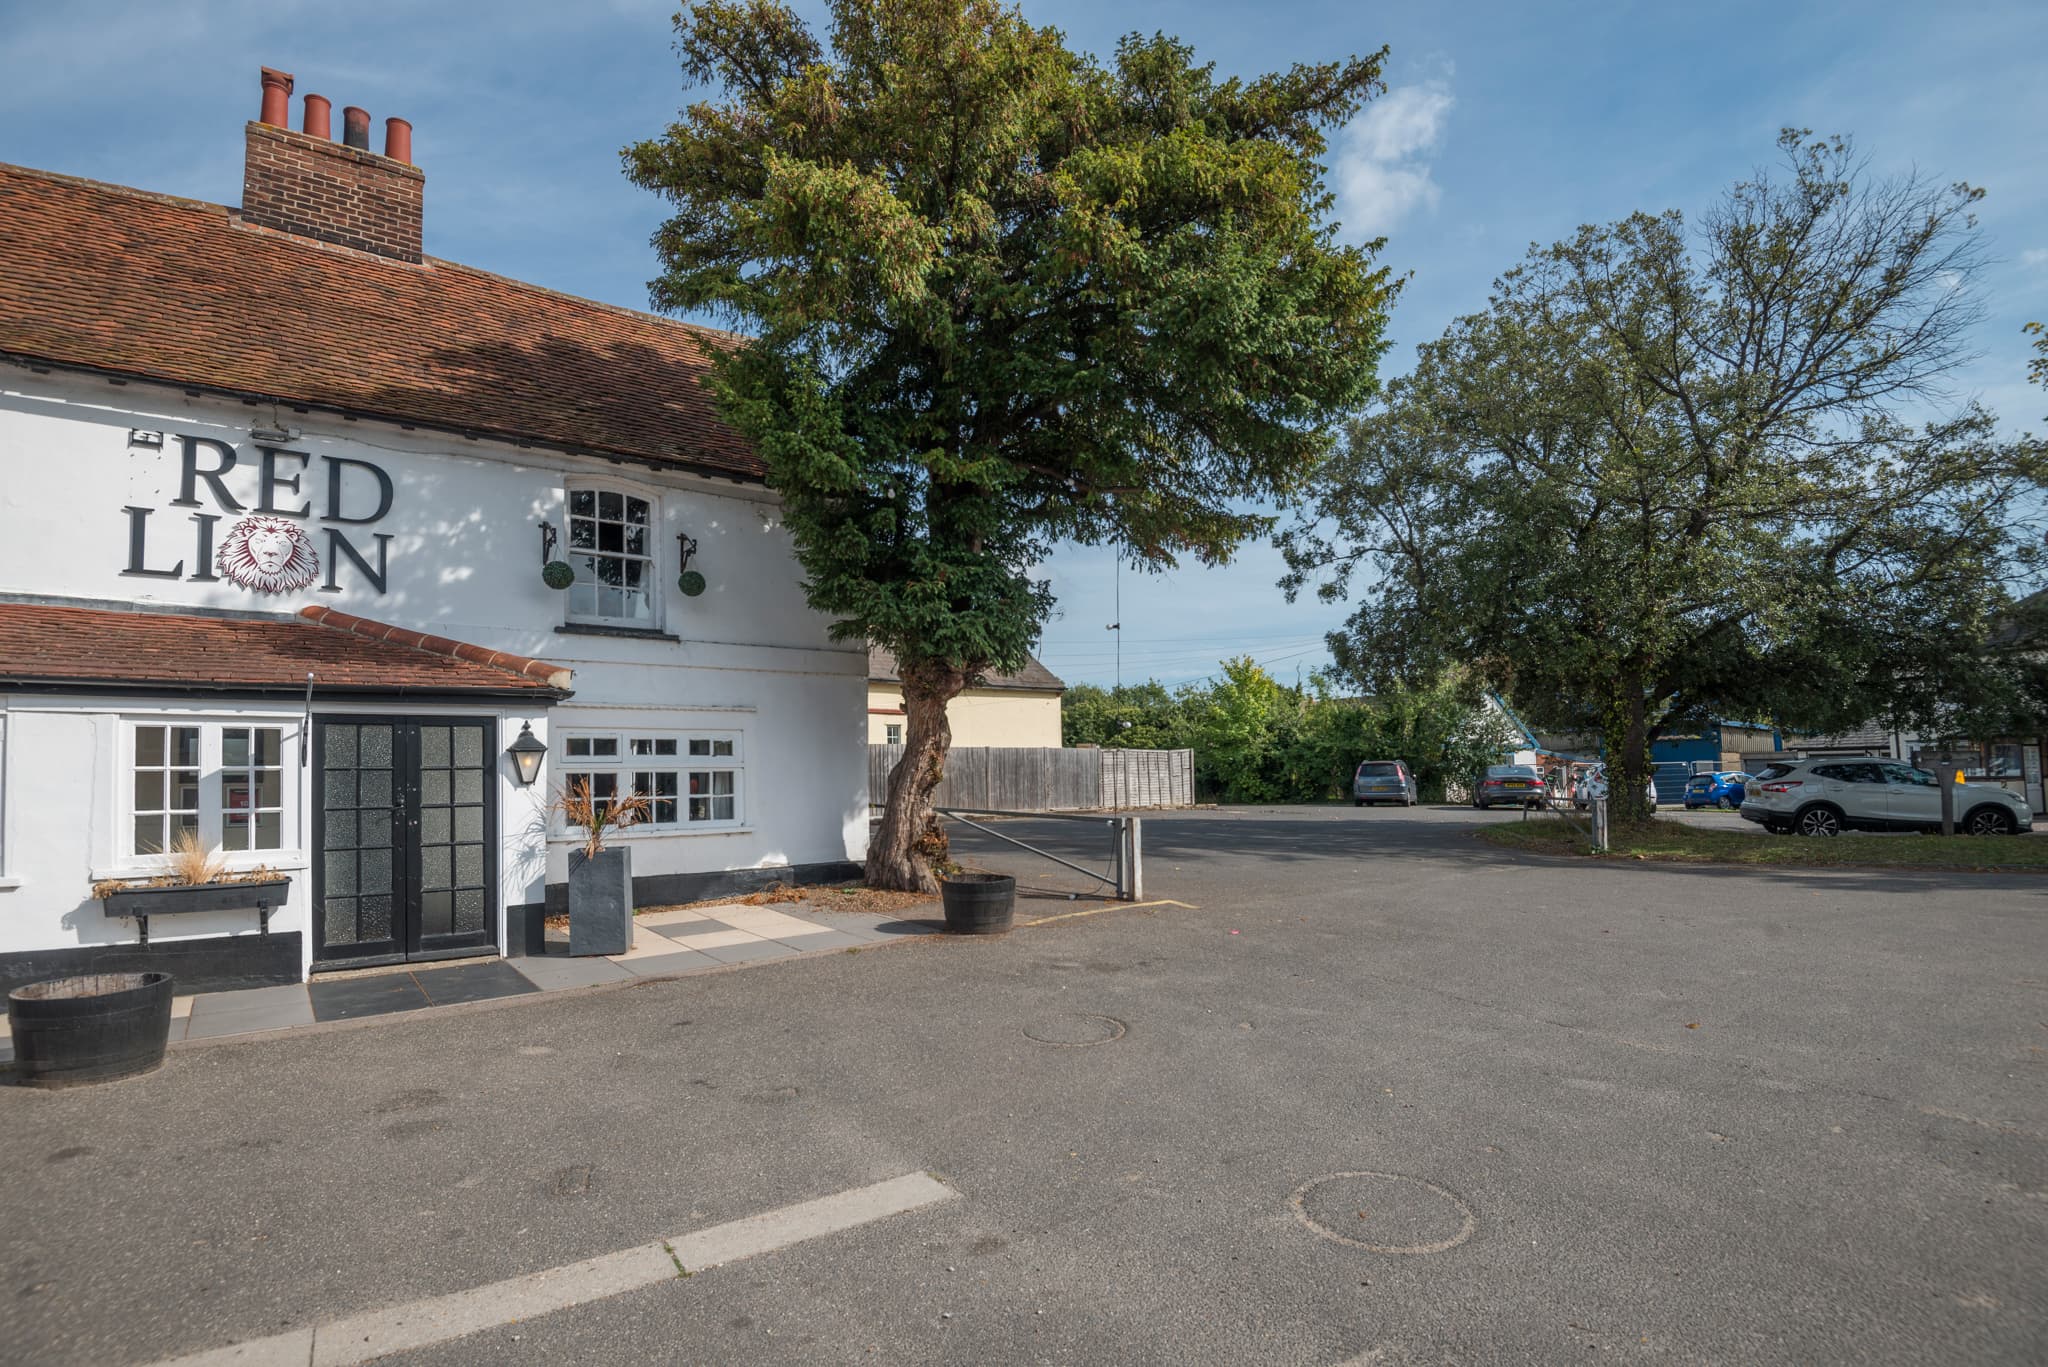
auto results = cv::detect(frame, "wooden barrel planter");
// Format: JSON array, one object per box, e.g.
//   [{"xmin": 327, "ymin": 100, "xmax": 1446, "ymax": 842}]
[
  {"xmin": 940, "ymin": 873, "xmax": 1016, "ymax": 935},
  {"xmin": 7, "ymin": 972, "xmax": 174, "ymax": 1087}
]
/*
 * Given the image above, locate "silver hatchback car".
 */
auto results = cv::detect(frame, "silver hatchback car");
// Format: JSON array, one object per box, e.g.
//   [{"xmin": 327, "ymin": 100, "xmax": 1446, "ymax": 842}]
[
  {"xmin": 1739, "ymin": 757, "xmax": 2034, "ymax": 836},
  {"xmin": 1353, "ymin": 760, "xmax": 1418, "ymax": 807}
]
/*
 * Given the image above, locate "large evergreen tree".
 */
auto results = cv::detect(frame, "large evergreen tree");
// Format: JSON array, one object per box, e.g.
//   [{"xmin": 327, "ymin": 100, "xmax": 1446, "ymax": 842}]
[{"xmin": 628, "ymin": 0, "xmax": 1400, "ymax": 887}]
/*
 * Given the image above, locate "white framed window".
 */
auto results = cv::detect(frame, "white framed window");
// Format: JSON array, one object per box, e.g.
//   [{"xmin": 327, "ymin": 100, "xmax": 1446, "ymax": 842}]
[
  {"xmin": 565, "ymin": 486, "xmax": 656, "ymax": 626},
  {"xmin": 561, "ymin": 731, "xmax": 743, "ymax": 831},
  {"xmin": 884, "ymin": 723, "xmax": 903, "ymax": 745},
  {"xmin": 126, "ymin": 721, "xmax": 290, "ymax": 860}
]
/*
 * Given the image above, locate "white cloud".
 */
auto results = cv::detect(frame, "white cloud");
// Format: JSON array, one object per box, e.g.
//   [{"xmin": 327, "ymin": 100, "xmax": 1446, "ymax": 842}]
[
  {"xmin": 2022, "ymin": 248, "xmax": 2048, "ymax": 270},
  {"xmin": 1331, "ymin": 79, "xmax": 1454, "ymax": 241}
]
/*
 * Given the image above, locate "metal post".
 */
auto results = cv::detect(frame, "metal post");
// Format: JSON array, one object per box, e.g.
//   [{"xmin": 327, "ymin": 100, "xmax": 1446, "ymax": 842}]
[
  {"xmin": 1939, "ymin": 762, "xmax": 1956, "ymax": 837},
  {"xmin": 1592, "ymin": 797, "xmax": 1609, "ymax": 852},
  {"xmin": 1126, "ymin": 817, "xmax": 1143, "ymax": 900}
]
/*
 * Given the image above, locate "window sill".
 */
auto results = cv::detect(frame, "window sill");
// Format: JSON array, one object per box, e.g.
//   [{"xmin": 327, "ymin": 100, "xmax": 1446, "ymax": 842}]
[
  {"xmin": 556, "ymin": 623, "xmax": 681, "ymax": 643},
  {"xmin": 90, "ymin": 854, "xmax": 310, "ymax": 882},
  {"xmin": 0, "ymin": 876, "xmax": 21, "ymax": 892},
  {"xmin": 548, "ymin": 826, "xmax": 752, "ymax": 843}
]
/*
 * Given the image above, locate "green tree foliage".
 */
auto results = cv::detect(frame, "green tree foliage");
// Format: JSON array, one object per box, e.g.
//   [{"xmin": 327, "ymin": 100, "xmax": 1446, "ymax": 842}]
[
  {"xmin": 1060, "ymin": 681, "xmax": 1186, "ymax": 749},
  {"xmin": 1060, "ymin": 662, "xmax": 1511, "ymax": 803},
  {"xmin": 627, "ymin": 0, "xmax": 1400, "ymax": 888},
  {"xmin": 1282, "ymin": 130, "xmax": 2048, "ymax": 823}
]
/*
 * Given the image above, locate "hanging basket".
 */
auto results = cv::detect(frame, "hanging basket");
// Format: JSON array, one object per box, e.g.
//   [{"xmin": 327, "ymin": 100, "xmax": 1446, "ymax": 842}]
[
  {"xmin": 541, "ymin": 560, "xmax": 576, "ymax": 591},
  {"xmin": 677, "ymin": 569, "xmax": 707, "ymax": 597}
]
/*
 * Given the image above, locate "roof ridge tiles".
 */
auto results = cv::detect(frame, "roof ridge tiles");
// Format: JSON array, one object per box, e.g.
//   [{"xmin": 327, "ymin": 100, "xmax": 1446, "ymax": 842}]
[{"xmin": 298, "ymin": 605, "xmax": 572, "ymax": 691}]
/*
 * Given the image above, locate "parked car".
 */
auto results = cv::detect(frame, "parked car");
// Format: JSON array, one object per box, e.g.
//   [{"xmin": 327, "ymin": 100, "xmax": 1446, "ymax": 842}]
[
  {"xmin": 1473, "ymin": 764, "xmax": 1548, "ymax": 810},
  {"xmin": 1683, "ymin": 771, "xmax": 1752, "ymax": 810},
  {"xmin": 1572, "ymin": 763, "xmax": 1657, "ymax": 812},
  {"xmin": 1738, "ymin": 758, "xmax": 2034, "ymax": 836},
  {"xmin": 1353, "ymin": 760, "xmax": 1418, "ymax": 807}
]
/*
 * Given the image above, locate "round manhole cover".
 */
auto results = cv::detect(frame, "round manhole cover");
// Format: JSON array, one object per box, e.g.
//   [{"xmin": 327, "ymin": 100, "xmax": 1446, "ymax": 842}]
[
  {"xmin": 1289, "ymin": 1172, "xmax": 1477, "ymax": 1254},
  {"xmin": 1021, "ymin": 1013, "xmax": 1127, "ymax": 1047}
]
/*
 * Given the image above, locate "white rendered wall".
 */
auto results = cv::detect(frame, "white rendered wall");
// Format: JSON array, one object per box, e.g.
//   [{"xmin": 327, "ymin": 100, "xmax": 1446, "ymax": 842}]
[{"xmin": 0, "ymin": 368, "xmax": 869, "ymax": 961}]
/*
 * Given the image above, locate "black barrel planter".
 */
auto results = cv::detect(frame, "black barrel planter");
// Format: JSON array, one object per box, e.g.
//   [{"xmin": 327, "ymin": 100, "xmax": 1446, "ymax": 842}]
[
  {"xmin": 7, "ymin": 972, "xmax": 174, "ymax": 1087},
  {"xmin": 940, "ymin": 873, "xmax": 1016, "ymax": 935}
]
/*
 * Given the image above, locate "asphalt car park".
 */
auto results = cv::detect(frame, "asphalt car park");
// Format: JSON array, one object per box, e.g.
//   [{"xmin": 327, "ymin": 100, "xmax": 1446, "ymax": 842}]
[{"xmin": 4, "ymin": 803, "xmax": 2041, "ymax": 1366}]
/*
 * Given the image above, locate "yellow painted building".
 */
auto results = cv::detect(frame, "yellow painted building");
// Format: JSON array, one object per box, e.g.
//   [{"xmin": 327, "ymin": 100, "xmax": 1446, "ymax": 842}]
[{"xmin": 868, "ymin": 647, "xmax": 1066, "ymax": 748}]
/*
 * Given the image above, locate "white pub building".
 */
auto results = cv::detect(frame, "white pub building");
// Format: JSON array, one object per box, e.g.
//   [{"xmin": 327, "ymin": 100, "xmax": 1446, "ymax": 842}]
[{"xmin": 0, "ymin": 68, "xmax": 868, "ymax": 991}]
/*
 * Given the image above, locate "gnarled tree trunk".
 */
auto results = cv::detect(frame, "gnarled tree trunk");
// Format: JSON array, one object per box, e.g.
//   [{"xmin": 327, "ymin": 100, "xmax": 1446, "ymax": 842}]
[{"xmin": 867, "ymin": 660, "xmax": 970, "ymax": 892}]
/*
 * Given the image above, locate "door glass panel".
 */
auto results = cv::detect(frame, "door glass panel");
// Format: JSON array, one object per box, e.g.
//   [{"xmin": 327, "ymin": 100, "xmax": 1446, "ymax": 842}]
[
  {"xmin": 325, "ymin": 725, "xmax": 357, "ymax": 767},
  {"xmin": 358, "ymin": 896, "xmax": 392, "ymax": 941},
  {"xmin": 420, "ymin": 845, "xmax": 451, "ymax": 889}
]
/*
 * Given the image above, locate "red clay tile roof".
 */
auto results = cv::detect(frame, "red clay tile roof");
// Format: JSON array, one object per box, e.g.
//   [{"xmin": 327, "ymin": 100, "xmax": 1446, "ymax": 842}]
[
  {"xmin": 0, "ymin": 161, "xmax": 762, "ymax": 480},
  {"xmin": 0, "ymin": 601, "xmax": 570, "ymax": 696}
]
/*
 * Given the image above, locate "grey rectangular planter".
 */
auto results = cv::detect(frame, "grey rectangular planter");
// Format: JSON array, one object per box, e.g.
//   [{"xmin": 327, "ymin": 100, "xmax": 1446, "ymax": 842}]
[{"xmin": 568, "ymin": 848, "xmax": 632, "ymax": 957}]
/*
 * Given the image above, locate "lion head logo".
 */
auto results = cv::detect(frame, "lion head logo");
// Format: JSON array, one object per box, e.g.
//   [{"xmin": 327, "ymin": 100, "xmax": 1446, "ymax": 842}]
[{"xmin": 217, "ymin": 515, "xmax": 320, "ymax": 594}]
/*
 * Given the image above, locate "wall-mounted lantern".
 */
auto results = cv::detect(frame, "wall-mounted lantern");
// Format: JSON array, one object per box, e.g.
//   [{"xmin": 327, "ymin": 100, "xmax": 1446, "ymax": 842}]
[{"xmin": 506, "ymin": 723, "xmax": 548, "ymax": 786}]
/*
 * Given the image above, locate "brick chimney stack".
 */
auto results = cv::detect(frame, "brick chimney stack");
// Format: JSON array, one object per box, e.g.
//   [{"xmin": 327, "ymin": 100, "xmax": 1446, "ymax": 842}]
[{"xmin": 241, "ymin": 67, "xmax": 424, "ymax": 264}]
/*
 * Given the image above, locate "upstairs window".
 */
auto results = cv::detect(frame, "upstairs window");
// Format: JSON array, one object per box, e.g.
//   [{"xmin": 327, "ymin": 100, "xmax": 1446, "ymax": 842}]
[{"xmin": 566, "ymin": 488, "xmax": 655, "ymax": 626}]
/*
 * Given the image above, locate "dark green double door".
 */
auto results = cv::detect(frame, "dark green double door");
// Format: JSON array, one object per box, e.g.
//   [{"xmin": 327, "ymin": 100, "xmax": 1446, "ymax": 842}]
[{"xmin": 313, "ymin": 716, "xmax": 497, "ymax": 967}]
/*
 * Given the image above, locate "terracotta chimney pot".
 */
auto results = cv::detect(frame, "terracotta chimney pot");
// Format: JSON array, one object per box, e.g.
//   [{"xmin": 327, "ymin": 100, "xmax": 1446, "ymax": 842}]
[
  {"xmin": 383, "ymin": 117, "xmax": 412, "ymax": 165},
  {"xmin": 302, "ymin": 94, "xmax": 332, "ymax": 140},
  {"xmin": 258, "ymin": 68, "xmax": 294, "ymax": 127},
  {"xmin": 341, "ymin": 106, "xmax": 371, "ymax": 151}
]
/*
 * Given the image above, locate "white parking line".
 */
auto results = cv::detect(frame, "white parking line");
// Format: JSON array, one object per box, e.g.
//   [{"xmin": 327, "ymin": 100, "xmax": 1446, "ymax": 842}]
[{"xmin": 147, "ymin": 1172, "xmax": 958, "ymax": 1367}]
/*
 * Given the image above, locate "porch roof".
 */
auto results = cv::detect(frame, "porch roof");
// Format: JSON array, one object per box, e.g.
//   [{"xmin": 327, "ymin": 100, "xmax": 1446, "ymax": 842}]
[{"xmin": 0, "ymin": 600, "xmax": 572, "ymax": 698}]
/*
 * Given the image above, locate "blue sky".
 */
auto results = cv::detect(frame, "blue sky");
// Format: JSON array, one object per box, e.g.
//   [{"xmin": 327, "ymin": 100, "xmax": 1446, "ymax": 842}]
[{"xmin": 5, "ymin": 1, "xmax": 2043, "ymax": 689}]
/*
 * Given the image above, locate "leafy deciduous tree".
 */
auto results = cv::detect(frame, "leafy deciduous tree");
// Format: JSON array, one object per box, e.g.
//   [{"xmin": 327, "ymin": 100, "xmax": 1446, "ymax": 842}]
[
  {"xmin": 1283, "ymin": 131, "xmax": 2048, "ymax": 822},
  {"xmin": 627, "ymin": 0, "xmax": 1399, "ymax": 888}
]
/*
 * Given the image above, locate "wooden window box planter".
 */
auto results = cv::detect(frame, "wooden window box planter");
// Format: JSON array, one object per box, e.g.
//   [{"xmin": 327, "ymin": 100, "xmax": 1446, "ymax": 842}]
[{"xmin": 100, "ymin": 878, "xmax": 293, "ymax": 945}]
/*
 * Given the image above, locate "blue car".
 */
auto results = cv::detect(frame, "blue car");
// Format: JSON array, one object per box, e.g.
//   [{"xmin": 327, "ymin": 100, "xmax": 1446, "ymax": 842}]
[{"xmin": 1683, "ymin": 771, "xmax": 1752, "ymax": 810}]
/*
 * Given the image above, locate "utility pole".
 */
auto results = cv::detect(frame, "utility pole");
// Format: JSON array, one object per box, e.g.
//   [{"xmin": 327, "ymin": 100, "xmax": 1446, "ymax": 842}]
[{"xmin": 1106, "ymin": 555, "xmax": 1121, "ymax": 691}]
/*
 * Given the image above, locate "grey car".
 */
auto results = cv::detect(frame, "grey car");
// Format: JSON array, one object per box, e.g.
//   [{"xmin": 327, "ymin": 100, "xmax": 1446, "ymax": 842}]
[{"xmin": 1353, "ymin": 760, "xmax": 1418, "ymax": 807}]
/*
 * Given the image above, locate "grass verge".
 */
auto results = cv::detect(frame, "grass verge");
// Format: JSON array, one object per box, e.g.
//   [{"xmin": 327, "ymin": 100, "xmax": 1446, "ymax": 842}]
[{"xmin": 1480, "ymin": 816, "xmax": 2048, "ymax": 871}]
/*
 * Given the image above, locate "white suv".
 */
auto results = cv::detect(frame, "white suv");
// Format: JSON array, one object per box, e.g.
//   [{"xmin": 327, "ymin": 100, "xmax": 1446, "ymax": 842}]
[{"xmin": 1738, "ymin": 758, "xmax": 2034, "ymax": 837}]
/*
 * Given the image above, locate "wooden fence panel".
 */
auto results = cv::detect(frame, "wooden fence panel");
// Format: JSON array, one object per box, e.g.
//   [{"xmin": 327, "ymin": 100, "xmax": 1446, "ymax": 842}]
[{"xmin": 868, "ymin": 746, "xmax": 1188, "ymax": 811}]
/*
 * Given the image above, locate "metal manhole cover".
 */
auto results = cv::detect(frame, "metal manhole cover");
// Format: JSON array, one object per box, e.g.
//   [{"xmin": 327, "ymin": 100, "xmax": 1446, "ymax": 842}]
[
  {"xmin": 1288, "ymin": 1171, "xmax": 1477, "ymax": 1254},
  {"xmin": 1021, "ymin": 1013, "xmax": 1127, "ymax": 1047}
]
